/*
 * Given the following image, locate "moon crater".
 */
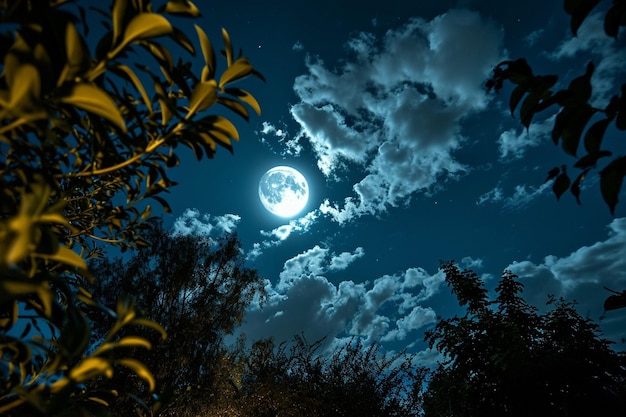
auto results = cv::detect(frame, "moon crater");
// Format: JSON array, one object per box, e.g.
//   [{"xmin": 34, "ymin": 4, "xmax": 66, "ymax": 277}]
[{"xmin": 259, "ymin": 166, "xmax": 309, "ymax": 218}]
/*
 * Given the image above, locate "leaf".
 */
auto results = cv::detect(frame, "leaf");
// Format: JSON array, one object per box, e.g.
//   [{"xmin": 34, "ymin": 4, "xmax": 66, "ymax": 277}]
[
  {"xmin": 222, "ymin": 28, "xmax": 234, "ymax": 67},
  {"xmin": 8, "ymin": 64, "xmax": 41, "ymax": 111},
  {"xmin": 545, "ymin": 167, "xmax": 561, "ymax": 183},
  {"xmin": 520, "ymin": 92, "xmax": 540, "ymax": 128},
  {"xmin": 573, "ymin": 150, "xmax": 612, "ymax": 169},
  {"xmin": 553, "ymin": 170, "xmax": 571, "ymax": 200},
  {"xmin": 195, "ymin": 25, "xmax": 216, "ymax": 81},
  {"xmin": 564, "ymin": 0, "xmax": 601, "ymax": 35},
  {"xmin": 170, "ymin": 27, "xmax": 195, "ymax": 55},
  {"xmin": 161, "ymin": 0, "xmax": 201, "ymax": 17},
  {"xmin": 110, "ymin": 64, "xmax": 152, "ymax": 113},
  {"xmin": 600, "ymin": 156, "xmax": 626, "ymax": 214},
  {"xmin": 604, "ymin": 293, "xmax": 626, "ymax": 311},
  {"xmin": 117, "ymin": 358, "xmax": 156, "ymax": 391},
  {"xmin": 112, "ymin": 0, "xmax": 129, "ymax": 45},
  {"xmin": 115, "ymin": 13, "xmax": 173, "ymax": 54},
  {"xmin": 60, "ymin": 83, "xmax": 127, "ymax": 132},
  {"xmin": 151, "ymin": 196, "xmax": 172, "ymax": 213},
  {"xmin": 39, "ymin": 245, "xmax": 87, "ymax": 270},
  {"xmin": 570, "ymin": 169, "xmax": 590, "ymax": 204},
  {"xmin": 584, "ymin": 118, "xmax": 611, "ymax": 153},
  {"xmin": 219, "ymin": 58, "xmax": 254, "ymax": 87},
  {"xmin": 509, "ymin": 85, "xmax": 527, "ymax": 116},
  {"xmin": 187, "ymin": 80, "xmax": 218, "ymax": 118},
  {"xmin": 114, "ymin": 336, "xmax": 152, "ymax": 350},
  {"xmin": 225, "ymin": 88, "xmax": 261, "ymax": 116},
  {"xmin": 69, "ymin": 358, "xmax": 113, "ymax": 383}
]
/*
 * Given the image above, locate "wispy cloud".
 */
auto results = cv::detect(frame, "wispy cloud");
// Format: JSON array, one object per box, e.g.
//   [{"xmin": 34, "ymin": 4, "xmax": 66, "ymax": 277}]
[
  {"xmin": 477, "ymin": 181, "xmax": 552, "ymax": 209},
  {"xmin": 172, "ymin": 208, "xmax": 240, "ymax": 238},
  {"xmin": 497, "ymin": 115, "xmax": 555, "ymax": 160},
  {"xmin": 285, "ymin": 9, "xmax": 504, "ymax": 223}
]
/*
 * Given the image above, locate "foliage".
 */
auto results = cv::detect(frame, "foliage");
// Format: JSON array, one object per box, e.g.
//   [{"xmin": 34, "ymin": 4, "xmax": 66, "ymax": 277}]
[
  {"xmin": 87, "ymin": 220, "xmax": 266, "ymax": 416},
  {"xmin": 0, "ymin": 0, "xmax": 261, "ymax": 414},
  {"xmin": 206, "ymin": 335, "xmax": 427, "ymax": 417},
  {"xmin": 486, "ymin": 0, "xmax": 626, "ymax": 214},
  {"xmin": 423, "ymin": 261, "xmax": 626, "ymax": 417}
]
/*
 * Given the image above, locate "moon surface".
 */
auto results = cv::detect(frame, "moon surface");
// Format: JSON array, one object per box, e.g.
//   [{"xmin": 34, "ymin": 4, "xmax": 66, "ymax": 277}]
[{"xmin": 259, "ymin": 166, "xmax": 309, "ymax": 218}]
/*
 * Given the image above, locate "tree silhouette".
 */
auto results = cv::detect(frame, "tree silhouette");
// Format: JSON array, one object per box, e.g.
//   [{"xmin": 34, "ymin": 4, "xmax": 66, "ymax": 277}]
[
  {"xmin": 88, "ymin": 219, "xmax": 266, "ymax": 416},
  {"xmin": 423, "ymin": 261, "xmax": 626, "ymax": 417}
]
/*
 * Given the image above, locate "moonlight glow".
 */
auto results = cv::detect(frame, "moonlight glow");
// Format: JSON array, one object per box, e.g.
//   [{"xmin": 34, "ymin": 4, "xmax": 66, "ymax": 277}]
[{"xmin": 259, "ymin": 166, "xmax": 309, "ymax": 217}]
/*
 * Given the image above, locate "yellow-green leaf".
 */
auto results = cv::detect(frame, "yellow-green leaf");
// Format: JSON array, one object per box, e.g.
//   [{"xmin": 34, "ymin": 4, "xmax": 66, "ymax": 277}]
[
  {"xmin": 65, "ymin": 22, "xmax": 85, "ymax": 69},
  {"xmin": 195, "ymin": 25, "xmax": 215, "ymax": 81},
  {"xmin": 130, "ymin": 317, "xmax": 167, "ymax": 340},
  {"xmin": 88, "ymin": 397, "xmax": 109, "ymax": 406},
  {"xmin": 117, "ymin": 358, "xmax": 156, "ymax": 391},
  {"xmin": 222, "ymin": 28, "xmax": 233, "ymax": 67},
  {"xmin": 39, "ymin": 245, "xmax": 87, "ymax": 270},
  {"xmin": 186, "ymin": 80, "xmax": 217, "ymax": 118},
  {"xmin": 69, "ymin": 358, "xmax": 113, "ymax": 383},
  {"xmin": 210, "ymin": 116, "xmax": 239, "ymax": 141},
  {"xmin": 227, "ymin": 88, "xmax": 261, "ymax": 115},
  {"xmin": 114, "ymin": 336, "xmax": 152, "ymax": 350},
  {"xmin": 112, "ymin": 64, "xmax": 152, "ymax": 113},
  {"xmin": 60, "ymin": 83, "xmax": 127, "ymax": 132},
  {"xmin": 121, "ymin": 13, "xmax": 173, "ymax": 49},
  {"xmin": 219, "ymin": 58, "xmax": 254, "ymax": 87},
  {"xmin": 9, "ymin": 64, "xmax": 41, "ymax": 110},
  {"xmin": 164, "ymin": 0, "xmax": 200, "ymax": 17},
  {"xmin": 112, "ymin": 0, "xmax": 129, "ymax": 45}
]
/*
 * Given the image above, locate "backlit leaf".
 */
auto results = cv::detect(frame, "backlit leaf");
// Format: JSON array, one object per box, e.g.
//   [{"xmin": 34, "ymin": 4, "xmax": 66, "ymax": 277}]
[
  {"xmin": 195, "ymin": 25, "xmax": 216, "ymax": 81},
  {"xmin": 116, "ymin": 13, "xmax": 173, "ymax": 54},
  {"xmin": 117, "ymin": 358, "xmax": 156, "ymax": 391},
  {"xmin": 111, "ymin": 64, "xmax": 152, "ymax": 113},
  {"xmin": 162, "ymin": 0, "xmax": 201, "ymax": 17},
  {"xmin": 60, "ymin": 83, "xmax": 126, "ymax": 132},
  {"xmin": 187, "ymin": 80, "xmax": 218, "ymax": 118},
  {"xmin": 69, "ymin": 358, "xmax": 113, "ymax": 383},
  {"xmin": 225, "ymin": 88, "xmax": 261, "ymax": 116},
  {"xmin": 219, "ymin": 58, "xmax": 254, "ymax": 87},
  {"xmin": 222, "ymin": 28, "xmax": 234, "ymax": 67}
]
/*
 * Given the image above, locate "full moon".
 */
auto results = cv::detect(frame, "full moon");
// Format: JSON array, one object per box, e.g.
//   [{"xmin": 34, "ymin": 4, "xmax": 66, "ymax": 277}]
[{"xmin": 258, "ymin": 166, "xmax": 309, "ymax": 218}]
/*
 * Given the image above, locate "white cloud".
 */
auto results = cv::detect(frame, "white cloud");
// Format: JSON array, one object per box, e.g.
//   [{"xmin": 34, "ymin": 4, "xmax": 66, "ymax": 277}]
[
  {"xmin": 172, "ymin": 208, "xmax": 240, "ymax": 237},
  {"xmin": 508, "ymin": 217, "xmax": 626, "ymax": 292},
  {"xmin": 238, "ymin": 250, "xmax": 445, "ymax": 349},
  {"xmin": 477, "ymin": 181, "xmax": 552, "ymax": 209},
  {"xmin": 286, "ymin": 9, "xmax": 504, "ymax": 223},
  {"xmin": 497, "ymin": 115, "xmax": 555, "ymax": 160},
  {"xmin": 277, "ymin": 245, "xmax": 365, "ymax": 291}
]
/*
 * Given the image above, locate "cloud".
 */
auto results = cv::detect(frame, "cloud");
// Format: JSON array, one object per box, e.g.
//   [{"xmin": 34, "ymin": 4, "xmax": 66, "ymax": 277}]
[
  {"xmin": 477, "ymin": 181, "xmax": 552, "ymax": 209},
  {"xmin": 508, "ymin": 217, "xmax": 626, "ymax": 293},
  {"xmin": 257, "ymin": 121, "xmax": 301, "ymax": 156},
  {"xmin": 277, "ymin": 245, "xmax": 365, "ymax": 291},
  {"xmin": 286, "ymin": 9, "xmax": 504, "ymax": 223},
  {"xmin": 497, "ymin": 115, "xmax": 555, "ymax": 160},
  {"xmin": 172, "ymin": 208, "xmax": 240, "ymax": 237},
  {"xmin": 239, "ymin": 250, "xmax": 445, "ymax": 350}
]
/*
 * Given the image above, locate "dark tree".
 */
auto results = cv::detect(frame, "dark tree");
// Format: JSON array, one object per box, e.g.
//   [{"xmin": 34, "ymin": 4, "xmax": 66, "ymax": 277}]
[
  {"xmin": 88, "ymin": 219, "xmax": 266, "ymax": 416},
  {"xmin": 423, "ymin": 261, "xmax": 626, "ymax": 417}
]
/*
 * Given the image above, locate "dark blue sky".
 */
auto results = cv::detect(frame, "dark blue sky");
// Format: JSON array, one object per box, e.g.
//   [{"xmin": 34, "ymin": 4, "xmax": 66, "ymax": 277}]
[{"xmin": 159, "ymin": 0, "xmax": 626, "ymax": 360}]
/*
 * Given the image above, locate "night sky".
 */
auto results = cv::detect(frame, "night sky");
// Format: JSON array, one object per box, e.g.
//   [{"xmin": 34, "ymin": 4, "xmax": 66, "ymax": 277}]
[{"xmin": 157, "ymin": 0, "xmax": 626, "ymax": 361}]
